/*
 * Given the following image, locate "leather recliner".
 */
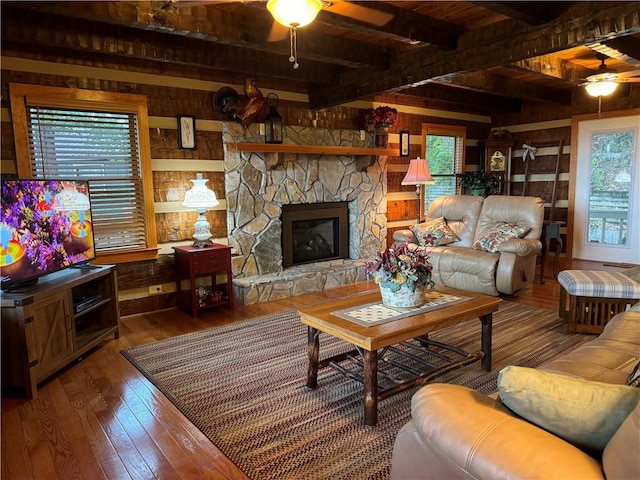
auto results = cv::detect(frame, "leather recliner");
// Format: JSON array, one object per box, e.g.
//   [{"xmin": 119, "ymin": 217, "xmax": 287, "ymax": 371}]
[{"xmin": 393, "ymin": 195, "xmax": 545, "ymax": 296}]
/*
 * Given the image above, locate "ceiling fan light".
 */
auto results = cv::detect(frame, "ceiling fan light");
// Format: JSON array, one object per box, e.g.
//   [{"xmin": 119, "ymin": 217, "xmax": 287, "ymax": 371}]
[
  {"xmin": 585, "ymin": 80, "xmax": 618, "ymax": 97},
  {"xmin": 267, "ymin": 0, "xmax": 322, "ymax": 28}
]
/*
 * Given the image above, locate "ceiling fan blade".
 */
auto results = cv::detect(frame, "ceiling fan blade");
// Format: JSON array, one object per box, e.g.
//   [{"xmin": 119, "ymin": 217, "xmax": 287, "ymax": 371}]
[
  {"xmin": 323, "ymin": 1, "xmax": 394, "ymax": 27},
  {"xmin": 617, "ymin": 69, "xmax": 640, "ymax": 79},
  {"xmin": 267, "ymin": 20, "xmax": 289, "ymax": 42}
]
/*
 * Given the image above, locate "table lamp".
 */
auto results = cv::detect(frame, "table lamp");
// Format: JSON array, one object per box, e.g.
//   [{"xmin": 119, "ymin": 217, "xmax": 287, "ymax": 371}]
[
  {"xmin": 182, "ymin": 173, "xmax": 220, "ymax": 247},
  {"xmin": 401, "ymin": 157, "xmax": 435, "ymax": 224}
]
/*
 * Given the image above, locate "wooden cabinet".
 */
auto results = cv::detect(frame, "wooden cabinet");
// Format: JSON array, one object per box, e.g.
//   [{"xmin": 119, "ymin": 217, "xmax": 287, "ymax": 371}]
[
  {"xmin": 173, "ymin": 245, "xmax": 233, "ymax": 317},
  {"xmin": 1, "ymin": 265, "xmax": 119, "ymax": 398}
]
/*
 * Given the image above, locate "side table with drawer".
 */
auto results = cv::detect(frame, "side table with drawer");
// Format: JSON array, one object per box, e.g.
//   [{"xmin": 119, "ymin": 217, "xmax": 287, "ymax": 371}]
[{"xmin": 173, "ymin": 244, "xmax": 233, "ymax": 317}]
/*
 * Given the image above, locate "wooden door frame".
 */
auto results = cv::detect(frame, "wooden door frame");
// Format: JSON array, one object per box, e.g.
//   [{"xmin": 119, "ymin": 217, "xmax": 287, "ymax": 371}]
[{"xmin": 568, "ymin": 108, "xmax": 640, "ymax": 261}]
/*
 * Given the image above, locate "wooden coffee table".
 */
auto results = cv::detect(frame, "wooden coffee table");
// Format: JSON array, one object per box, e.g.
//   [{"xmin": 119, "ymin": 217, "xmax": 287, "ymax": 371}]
[{"xmin": 298, "ymin": 285, "xmax": 502, "ymax": 426}]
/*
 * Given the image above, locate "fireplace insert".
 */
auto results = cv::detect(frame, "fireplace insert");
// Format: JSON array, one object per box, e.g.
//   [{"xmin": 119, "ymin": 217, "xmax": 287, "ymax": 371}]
[{"xmin": 282, "ymin": 202, "xmax": 349, "ymax": 267}]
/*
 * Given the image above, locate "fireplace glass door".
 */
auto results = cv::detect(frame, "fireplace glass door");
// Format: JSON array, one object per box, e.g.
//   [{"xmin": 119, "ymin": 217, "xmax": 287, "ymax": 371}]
[{"xmin": 282, "ymin": 202, "xmax": 348, "ymax": 267}]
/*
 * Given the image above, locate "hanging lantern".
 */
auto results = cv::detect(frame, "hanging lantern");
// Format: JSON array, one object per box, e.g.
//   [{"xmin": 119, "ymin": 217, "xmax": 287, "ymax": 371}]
[{"xmin": 264, "ymin": 93, "xmax": 283, "ymax": 144}]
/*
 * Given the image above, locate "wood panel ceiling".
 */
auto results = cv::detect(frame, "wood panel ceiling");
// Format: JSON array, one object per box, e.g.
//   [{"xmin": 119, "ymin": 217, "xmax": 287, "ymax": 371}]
[{"xmin": 2, "ymin": 1, "xmax": 640, "ymax": 114}]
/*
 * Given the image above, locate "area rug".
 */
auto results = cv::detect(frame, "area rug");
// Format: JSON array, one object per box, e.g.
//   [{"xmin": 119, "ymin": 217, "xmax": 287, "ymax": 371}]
[{"xmin": 121, "ymin": 301, "xmax": 593, "ymax": 480}]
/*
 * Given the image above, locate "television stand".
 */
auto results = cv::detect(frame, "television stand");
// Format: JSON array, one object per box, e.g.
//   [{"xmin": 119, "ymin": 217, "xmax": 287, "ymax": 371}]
[
  {"xmin": 1, "ymin": 265, "xmax": 120, "ymax": 398},
  {"xmin": 71, "ymin": 263, "xmax": 101, "ymax": 270}
]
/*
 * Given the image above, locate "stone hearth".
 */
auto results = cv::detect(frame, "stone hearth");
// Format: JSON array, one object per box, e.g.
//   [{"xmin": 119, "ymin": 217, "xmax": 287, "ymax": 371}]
[{"xmin": 221, "ymin": 123, "xmax": 387, "ymax": 304}]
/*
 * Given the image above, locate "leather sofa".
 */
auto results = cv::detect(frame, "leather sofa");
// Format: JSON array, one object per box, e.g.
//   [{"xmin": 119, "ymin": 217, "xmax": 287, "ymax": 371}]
[
  {"xmin": 393, "ymin": 195, "xmax": 544, "ymax": 296},
  {"xmin": 390, "ymin": 306, "xmax": 640, "ymax": 479}
]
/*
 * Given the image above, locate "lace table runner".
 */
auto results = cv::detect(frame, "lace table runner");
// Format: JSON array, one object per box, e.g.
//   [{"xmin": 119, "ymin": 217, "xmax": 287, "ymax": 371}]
[{"xmin": 332, "ymin": 290, "xmax": 470, "ymax": 327}]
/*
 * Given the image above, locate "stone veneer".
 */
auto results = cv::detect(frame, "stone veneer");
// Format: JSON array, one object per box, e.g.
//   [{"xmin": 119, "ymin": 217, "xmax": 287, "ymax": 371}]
[{"xmin": 221, "ymin": 123, "xmax": 387, "ymax": 304}]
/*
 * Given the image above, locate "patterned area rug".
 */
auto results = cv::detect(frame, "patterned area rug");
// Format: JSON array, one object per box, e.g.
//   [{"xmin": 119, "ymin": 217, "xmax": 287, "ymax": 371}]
[{"xmin": 121, "ymin": 301, "xmax": 593, "ymax": 480}]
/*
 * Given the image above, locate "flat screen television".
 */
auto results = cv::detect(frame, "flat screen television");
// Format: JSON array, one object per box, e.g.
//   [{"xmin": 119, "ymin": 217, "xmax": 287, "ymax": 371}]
[{"xmin": 1, "ymin": 178, "xmax": 96, "ymax": 291}]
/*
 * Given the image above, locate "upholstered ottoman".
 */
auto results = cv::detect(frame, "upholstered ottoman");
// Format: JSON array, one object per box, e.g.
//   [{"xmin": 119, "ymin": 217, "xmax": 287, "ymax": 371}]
[{"xmin": 558, "ymin": 269, "xmax": 640, "ymax": 333}]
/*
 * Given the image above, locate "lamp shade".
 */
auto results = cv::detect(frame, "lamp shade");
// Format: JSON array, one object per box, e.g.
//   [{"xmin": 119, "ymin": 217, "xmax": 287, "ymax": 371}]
[
  {"xmin": 267, "ymin": 0, "xmax": 322, "ymax": 27},
  {"xmin": 402, "ymin": 157, "xmax": 435, "ymax": 185},
  {"xmin": 182, "ymin": 173, "xmax": 219, "ymax": 209},
  {"xmin": 585, "ymin": 81, "xmax": 618, "ymax": 97},
  {"xmin": 53, "ymin": 183, "xmax": 90, "ymax": 211}
]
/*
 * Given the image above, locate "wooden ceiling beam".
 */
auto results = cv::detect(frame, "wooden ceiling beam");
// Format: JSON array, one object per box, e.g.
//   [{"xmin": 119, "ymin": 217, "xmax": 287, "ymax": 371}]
[
  {"xmin": 316, "ymin": 2, "xmax": 459, "ymax": 49},
  {"xmin": 309, "ymin": 2, "xmax": 640, "ymax": 108},
  {"xmin": 4, "ymin": 1, "xmax": 389, "ymax": 69},
  {"xmin": 0, "ymin": 9, "xmax": 341, "ymax": 85},
  {"xmin": 435, "ymin": 72, "xmax": 572, "ymax": 104},
  {"xmin": 589, "ymin": 36, "xmax": 640, "ymax": 66},
  {"xmin": 473, "ymin": 1, "xmax": 572, "ymax": 26},
  {"xmin": 507, "ymin": 54, "xmax": 595, "ymax": 85},
  {"xmin": 400, "ymin": 83, "xmax": 522, "ymax": 113}
]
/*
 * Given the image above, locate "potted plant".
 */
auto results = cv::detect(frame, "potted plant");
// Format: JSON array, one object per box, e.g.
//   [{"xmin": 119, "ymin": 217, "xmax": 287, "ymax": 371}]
[
  {"xmin": 365, "ymin": 106, "xmax": 398, "ymax": 148},
  {"xmin": 365, "ymin": 241, "xmax": 435, "ymax": 308},
  {"xmin": 458, "ymin": 171, "xmax": 502, "ymax": 197}
]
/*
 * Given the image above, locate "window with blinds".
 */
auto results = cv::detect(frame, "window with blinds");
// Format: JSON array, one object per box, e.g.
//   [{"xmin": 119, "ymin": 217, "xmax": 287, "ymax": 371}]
[
  {"xmin": 421, "ymin": 124, "xmax": 466, "ymax": 212},
  {"xmin": 27, "ymin": 107, "xmax": 147, "ymax": 252},
  {"xmin": 9, "ymin": 83, "xmax": 158, "ymax": 263}
]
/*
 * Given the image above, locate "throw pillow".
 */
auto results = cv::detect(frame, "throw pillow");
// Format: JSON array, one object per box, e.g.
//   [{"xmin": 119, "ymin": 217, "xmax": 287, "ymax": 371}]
[
  {"xmin": 628, "ymin": 361, "xmax": 640, "ymax": 387},
  {"xmin": 410, "ymin": 217, "xmax": 460, "ymax": 247},
  {"xmin": 498, "ymin": 365, "xmax": 640, "ymax": 452},
  {"xmin": 474, "ymin": 222, "xmax": 530, "ymax": 253}
]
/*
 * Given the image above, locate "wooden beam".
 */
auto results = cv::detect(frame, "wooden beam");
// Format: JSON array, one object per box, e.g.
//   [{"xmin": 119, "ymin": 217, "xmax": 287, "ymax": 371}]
[
  {"xmin": 435, "ymin": 72, "xmax": 573, "ymax": 104},
  {"xmin": 316, "ymin": 2, "xmax": 460, "ymax": 49},
  {"xmin": 589, "ymin": 36, "xmax": 640, "ymax": 65},
  {"xmin": 5, "ymin": 1, "xmax": 390, "ymax": 69},
  {"xmin": 473, "ymin": 2, "xmax": 572, "ymax": 26},
  {"xmin": 399, "ymin": 83, "xmax": 522, "ymax": 113},
  {"xmin": 507, "ymin": 55, "xmax": 595, "ymax": 85},
  {"xmin": 0, "ymin": 9, "xmax": 342, "ymax": 85},
  {"xmin": 309, "ymin": 2, "xmax": 640, "ymax": 108}
]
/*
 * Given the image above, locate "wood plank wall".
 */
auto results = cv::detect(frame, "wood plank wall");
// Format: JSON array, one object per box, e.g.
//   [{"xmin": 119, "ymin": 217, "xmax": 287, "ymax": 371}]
[
  {"xmin": 2, "ymin": 44, "xmax": 638, "ymax": 315},
  {"xmin": 0, "ymin": 49, "xmax": 491, "ymax": 315}
]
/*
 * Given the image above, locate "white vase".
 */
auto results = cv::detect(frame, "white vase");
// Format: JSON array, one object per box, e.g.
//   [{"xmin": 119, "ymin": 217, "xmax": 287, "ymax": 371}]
[{"xmin": 379, "ymin": 283, "xmax": 426, "ymax": 308}]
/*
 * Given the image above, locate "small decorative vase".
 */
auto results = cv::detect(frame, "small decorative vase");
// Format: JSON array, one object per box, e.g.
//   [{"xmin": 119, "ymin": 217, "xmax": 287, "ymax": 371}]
[
  {"xmin": 374, "ymin": 127, "xmax": 389, "ymax": 148},
  {"xmin": 379, "ymin": 283, "xmax": 426, "ymax": 308}
]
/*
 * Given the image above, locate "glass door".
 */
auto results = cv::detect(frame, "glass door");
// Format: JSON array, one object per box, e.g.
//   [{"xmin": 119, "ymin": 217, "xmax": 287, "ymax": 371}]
[{"xmin": 573, "ymin": 114, "xmax": 639, "ymax": 264}]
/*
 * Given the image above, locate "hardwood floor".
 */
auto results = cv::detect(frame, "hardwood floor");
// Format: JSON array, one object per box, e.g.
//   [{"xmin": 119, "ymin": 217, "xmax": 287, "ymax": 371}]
[{"xmin": 1, "ymin": 258, "xmax": 627, "ymax": 479}]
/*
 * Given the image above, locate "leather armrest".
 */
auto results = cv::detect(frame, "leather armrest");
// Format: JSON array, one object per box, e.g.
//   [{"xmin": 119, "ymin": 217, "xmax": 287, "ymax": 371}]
[
  {"xmin": 403, "ymin": 384, "xmax": 603, "ymax": 480},
  {"xmin": 393, "ymin": 229, "xmax": 416, "ymax": 245},
  {"xmin": 496, "ymin": 238, "xmax": 541, "ymax": 256}
]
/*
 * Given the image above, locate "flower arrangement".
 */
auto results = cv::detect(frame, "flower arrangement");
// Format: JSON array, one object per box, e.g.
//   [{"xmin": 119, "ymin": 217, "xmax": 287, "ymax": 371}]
[
  {"xmin": 364, "ymin": 241, "xmax": 435, "ymax": 293},
  {"xmin": 365, "ymin": 105, "xmax": 398, "ymax": 130}
]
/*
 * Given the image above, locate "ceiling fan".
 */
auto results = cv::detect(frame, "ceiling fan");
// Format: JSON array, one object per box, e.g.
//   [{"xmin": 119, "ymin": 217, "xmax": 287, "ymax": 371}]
[
  {"xmin": 266, "ymin": 0, "xmax": 394, "ymax": 41},
  {"xmin": 265, "ymin": 0, "xmax": 393, "ymax": 68},
  {"xmin": 166, "ymin": 0, "xmax": 394, "ymax": 68},
  {"xmin": 167, "ymin": 0, "xmax": 393, "ymax": 28},
  {"xmin": 582, "ymin": 53, "xmax": 640, "ymax": 97}
]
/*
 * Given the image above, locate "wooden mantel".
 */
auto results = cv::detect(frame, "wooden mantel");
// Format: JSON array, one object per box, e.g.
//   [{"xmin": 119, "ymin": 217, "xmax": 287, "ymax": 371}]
[{"xmin": 226, "ymin": 142, "xmax": 396, "ymax": 171}]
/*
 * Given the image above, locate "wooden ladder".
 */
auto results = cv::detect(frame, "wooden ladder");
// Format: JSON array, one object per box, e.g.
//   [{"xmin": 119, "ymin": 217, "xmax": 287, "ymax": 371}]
[{"xmin": 522, "ymin": 139, "xmax": 564, "ymax": 221}]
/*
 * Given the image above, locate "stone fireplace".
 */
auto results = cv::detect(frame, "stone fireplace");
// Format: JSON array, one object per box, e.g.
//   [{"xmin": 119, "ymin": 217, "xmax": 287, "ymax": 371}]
[{"xmin": 221, "ymin": 123, "xmax": 387, "ymax": 304}]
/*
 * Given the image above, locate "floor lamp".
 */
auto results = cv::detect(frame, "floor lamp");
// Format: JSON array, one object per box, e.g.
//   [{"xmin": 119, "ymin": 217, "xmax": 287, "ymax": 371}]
[{"xmin": 401, "ymin": 157, "xmax": 435, "ymax": 224}]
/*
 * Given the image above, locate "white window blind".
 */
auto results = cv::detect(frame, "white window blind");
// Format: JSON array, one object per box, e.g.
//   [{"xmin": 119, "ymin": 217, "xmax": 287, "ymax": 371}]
[{"xmin": 26, "ymin": 106, "xmax": 148, "ymax": 253}]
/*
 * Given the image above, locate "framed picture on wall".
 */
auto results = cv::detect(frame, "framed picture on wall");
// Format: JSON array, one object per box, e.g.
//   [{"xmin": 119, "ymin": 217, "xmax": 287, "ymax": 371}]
[
  {"xmin": 177, "ymin": 115, "xmax": 196, "ymax": 150},
  {"xmin": 400, "ymin": 131, "xmax": 410, "ymax": 157}
]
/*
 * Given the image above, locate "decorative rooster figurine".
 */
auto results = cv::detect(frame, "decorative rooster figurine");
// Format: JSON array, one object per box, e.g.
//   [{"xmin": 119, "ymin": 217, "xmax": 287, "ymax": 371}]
[{"xmin": 213, "ymin": 78, "xmax": 265, "ymax": 128}]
